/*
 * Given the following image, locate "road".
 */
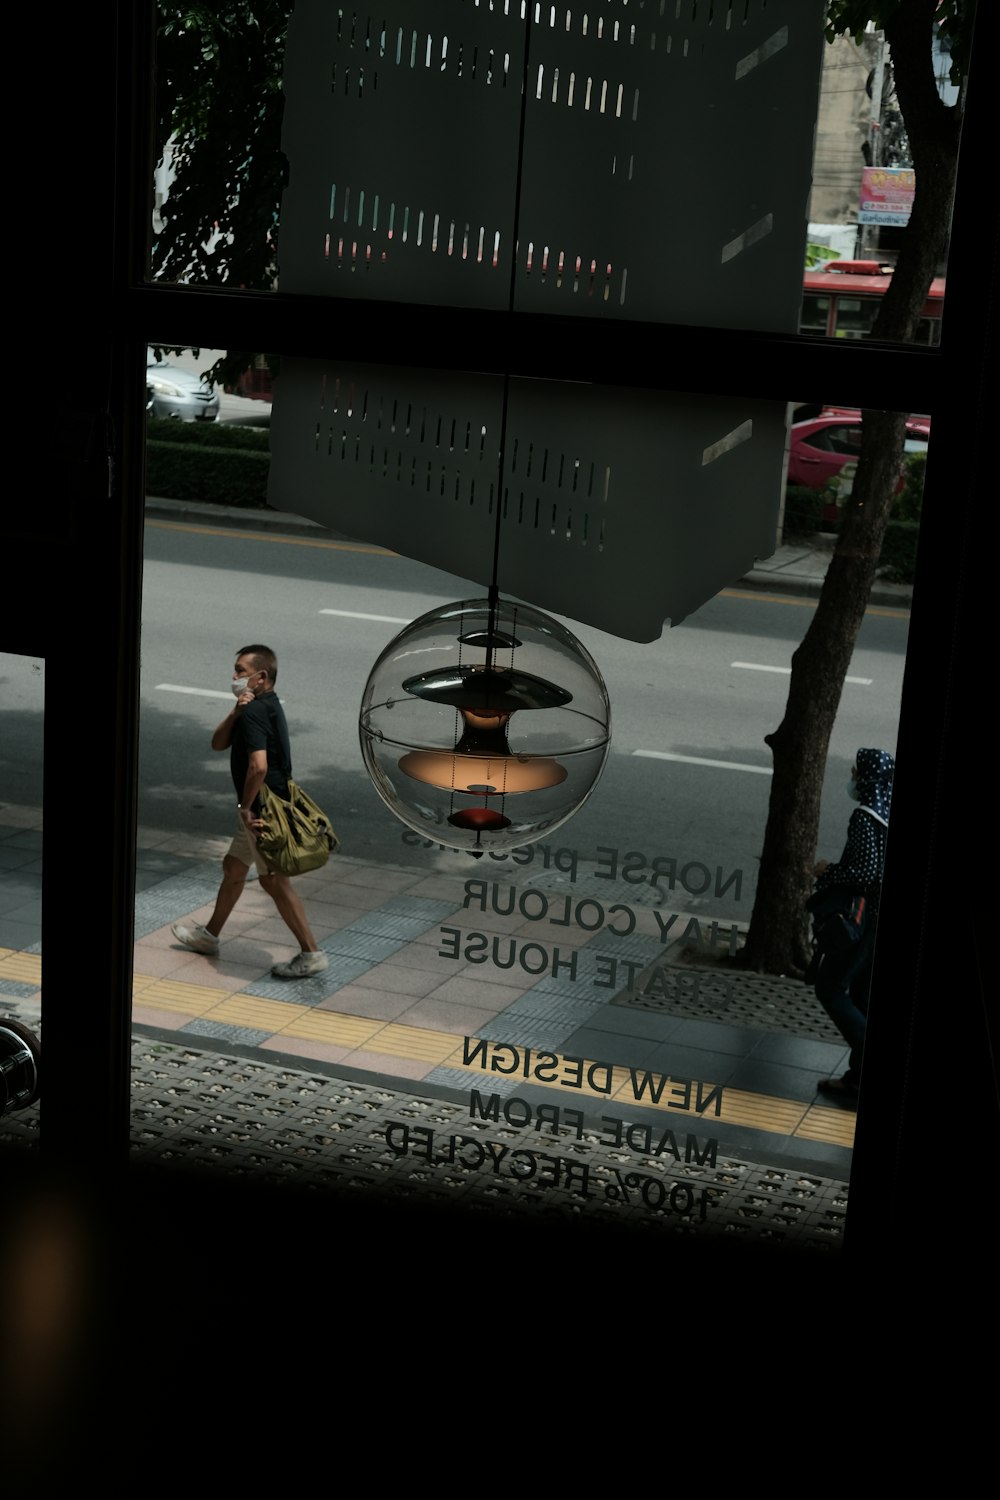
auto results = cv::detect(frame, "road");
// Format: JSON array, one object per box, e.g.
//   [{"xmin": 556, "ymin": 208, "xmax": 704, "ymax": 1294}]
[
  {"xmin": 0, "ymin": 517, "xmax": 911, "ymax": 927},
  {"xmin": 124, "ymin": 517, "xmax": 912, "ymax": 921}
]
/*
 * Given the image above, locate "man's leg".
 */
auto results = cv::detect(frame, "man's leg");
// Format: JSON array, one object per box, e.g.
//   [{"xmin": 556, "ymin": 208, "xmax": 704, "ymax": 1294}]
[
  {"xmin": 259, "ymin": 872, "xmax": 320, "ymax": 952},
  {"xmin": 259, "ymin": 872, "xmax": 328, "ymax": 978},
  {"xmin": 172, "ymin": 854, "xmax": 250, "ymax": 956},
  {"xmin": 205, "ymin": 855, "xmax": 251, "ymax": 937}
]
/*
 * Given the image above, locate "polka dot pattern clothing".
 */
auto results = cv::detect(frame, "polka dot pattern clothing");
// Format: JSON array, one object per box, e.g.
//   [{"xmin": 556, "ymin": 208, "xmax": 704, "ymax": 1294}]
[{"xmin": 814, "ymin": 747, "xmax": 894, "ymax": 917}]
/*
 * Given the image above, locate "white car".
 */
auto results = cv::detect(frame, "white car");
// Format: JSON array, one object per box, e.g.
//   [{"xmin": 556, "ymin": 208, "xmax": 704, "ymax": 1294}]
[{"xmin": 146, "ymin": 351, "xmax": 220, "ymax": 421}]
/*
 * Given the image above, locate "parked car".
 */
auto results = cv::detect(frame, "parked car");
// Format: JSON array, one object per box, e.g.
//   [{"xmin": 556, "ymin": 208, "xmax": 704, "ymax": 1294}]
[
  {"xmin": 788, "ymin": 407, "xmax": 930, "ymax": 523},
  {"xmin": 146, "ymin": 350, "xmax": 220, "ymax": 422}
]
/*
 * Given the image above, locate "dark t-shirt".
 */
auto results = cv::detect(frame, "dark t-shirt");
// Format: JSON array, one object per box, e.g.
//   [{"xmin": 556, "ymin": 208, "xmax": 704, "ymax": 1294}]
[{"xmin": 230, "ymin": 691, "xmax": 292, "ymax": 810}]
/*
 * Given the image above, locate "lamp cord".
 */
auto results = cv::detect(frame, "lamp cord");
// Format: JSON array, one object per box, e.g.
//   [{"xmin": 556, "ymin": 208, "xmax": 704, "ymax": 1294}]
[{"xmin": 487, "ymin": 7, "xmax": 535, "ymax": 653}]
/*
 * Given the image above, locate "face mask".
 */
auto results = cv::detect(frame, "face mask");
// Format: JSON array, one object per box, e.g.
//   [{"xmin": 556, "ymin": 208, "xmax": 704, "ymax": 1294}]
[
  {"xmin": 232, "ymin": 677, "xmax": 251, "ymax": 698},
  {"xmin": 847, "ymin": 780, "xmax": 860, "ymax": 800}
]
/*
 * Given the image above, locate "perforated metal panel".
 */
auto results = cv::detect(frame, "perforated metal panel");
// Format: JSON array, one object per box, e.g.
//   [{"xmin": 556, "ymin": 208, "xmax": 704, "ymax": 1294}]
[
  {"xmin": 278, "ymin": 0, "xmax": 827, "ymax": 331},
  {"xmin": 267, "ymin": 359, "xmax": 788, "ymax": 640},
  {"xmin": 272, "ymin": 0, "xmax": 823, "ymax": 638}
]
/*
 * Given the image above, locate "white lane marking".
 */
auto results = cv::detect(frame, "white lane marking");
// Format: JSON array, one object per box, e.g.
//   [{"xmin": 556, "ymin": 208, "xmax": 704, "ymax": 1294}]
[
  {"xmin": 633, "ymin": 750, "xmax": 772, "ymax": 775},
  {"xmin": 320, "ymin": 608, "xmax": 410, "ymax": 624},
  {"xmin": 731, "ymin": 661, "xmax": 873, "ymax": 686},
  {"xmin": 156, "ymin": 684, "xmax": 233, "ymax": 699}
]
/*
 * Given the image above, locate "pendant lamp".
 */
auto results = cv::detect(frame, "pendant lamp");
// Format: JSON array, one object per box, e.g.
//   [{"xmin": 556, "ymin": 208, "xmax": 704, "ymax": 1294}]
[{"xmin": 359, "ymin": 596, "xmax": 611, "ymax": 854}]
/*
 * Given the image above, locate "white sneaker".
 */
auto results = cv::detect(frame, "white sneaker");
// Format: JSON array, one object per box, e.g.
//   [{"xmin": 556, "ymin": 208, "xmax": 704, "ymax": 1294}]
[
  {"xmin": 271, "ymin": 950, "xmax": 329, "ymax": 979},
  {"xmin": 171, "ymin": 921, "xmax": 220, "ymax": 956}
]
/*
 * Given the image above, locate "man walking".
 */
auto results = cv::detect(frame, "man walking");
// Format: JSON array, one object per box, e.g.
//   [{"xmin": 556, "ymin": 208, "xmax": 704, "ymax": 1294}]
[{"xmin": 171, "ymin": 643, "xmax": 329, "ymax": 979}]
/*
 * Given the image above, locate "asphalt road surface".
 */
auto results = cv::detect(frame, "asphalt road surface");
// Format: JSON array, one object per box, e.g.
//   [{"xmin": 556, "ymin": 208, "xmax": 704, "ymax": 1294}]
[
  {"xmin": 0, "ymin": 516, "xmax": 910, "ymax": 921},
  {"xmin": 128, "ymin": 516, "xmax": 910, "ymax": 919}
]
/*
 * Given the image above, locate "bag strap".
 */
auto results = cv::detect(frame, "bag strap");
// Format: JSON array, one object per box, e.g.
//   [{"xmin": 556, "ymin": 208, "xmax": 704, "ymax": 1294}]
[{"xmin": 261, "ymin": 692, "xmax": 293, "ymax": 785}]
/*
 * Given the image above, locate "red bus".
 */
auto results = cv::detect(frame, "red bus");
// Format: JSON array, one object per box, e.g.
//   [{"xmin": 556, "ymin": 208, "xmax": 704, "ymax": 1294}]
[{"xmin": 800, "ymin": 259, "xmax": 945, "ymax": 344}]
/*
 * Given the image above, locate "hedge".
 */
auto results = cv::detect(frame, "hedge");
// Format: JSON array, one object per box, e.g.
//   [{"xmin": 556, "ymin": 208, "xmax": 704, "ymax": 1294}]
[
  {"xmin": 877, "ymin": 520, "xmax": 920, "ymax": 584},
  {"xmin": 145, "ymin": 439, "xmax": 272, "ymax": 507},
  {"xmin": 144, "ymin": 415, "xmax": 273, "ymax": 506},
  {"xmin": 782, "ymin": 485, "xmax": 826, "ymax": 537},
  {"xmin": 145, "ymin": 416, "xmax": 270, "ymax": 451},
  {"xmin": 893, "ymin": 452, "xmax": 925, "ymax": 523}
]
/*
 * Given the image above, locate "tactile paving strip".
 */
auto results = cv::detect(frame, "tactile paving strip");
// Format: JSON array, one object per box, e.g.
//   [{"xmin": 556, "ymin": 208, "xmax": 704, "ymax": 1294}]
[
  {"xmin": 133, "ymin": 870, "xmax": 230, "ymax": 938},
  {"xmin": 612, "ymin": 960, "xmax": 843, "ymax": 1043},
  {"xmin": 0, "ymin": 1031, "xmax": 849, "ymax": 1254},
  {"xmin": 0, "ymin": 978, "xmax": 39, "ymax": 998}
]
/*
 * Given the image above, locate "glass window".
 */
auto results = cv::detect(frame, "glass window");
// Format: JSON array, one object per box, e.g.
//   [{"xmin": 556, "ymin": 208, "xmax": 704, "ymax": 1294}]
[
  {"xmin": 832, "ymin": 297, "xmax": 883, "ymax": 339},
  {"xmin": 916, "ymin": 316, "xmax": 943, "ymax": 347},
  {"xmin": 0, "ymin": 654, "xmax": 43, "ymax": 1143},
  {"xmin": 109, "ymin": 1, "xmax": 978, "ymax": 1264},
  {"xmin": 136, "ymin": 369, "xmax": 930, "ymax": 1256},
  {"xmin": 800, "ymin": 293, "xmax": 831, "ymax": 336},
  {"xmin": 813, "ymin": 425, "xmax": 864, "ymax": 456}
]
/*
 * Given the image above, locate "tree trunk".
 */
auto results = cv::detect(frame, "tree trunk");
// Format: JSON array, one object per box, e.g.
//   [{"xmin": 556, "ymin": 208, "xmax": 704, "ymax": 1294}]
[
  {"xmin": 739, "ymin": 0, "xmax": 963, "ymax": 975},
  {"xmin": 740, "ymin": 410, "xmax": 908, "ymax": 975}
]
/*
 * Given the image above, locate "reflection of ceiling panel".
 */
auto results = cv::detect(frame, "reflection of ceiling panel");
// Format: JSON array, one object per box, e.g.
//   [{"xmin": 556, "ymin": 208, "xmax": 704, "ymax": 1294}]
[
  {"xmin": 267, "ymin": 359, "xmax": 788, "ymax": 641},
  {"xmin": 278, "ymin": 0, "xmax": 827, "ymax": 332},
  {"xmin": 279, "ymin": 1, "xmax": 526, "ymax": 308}
]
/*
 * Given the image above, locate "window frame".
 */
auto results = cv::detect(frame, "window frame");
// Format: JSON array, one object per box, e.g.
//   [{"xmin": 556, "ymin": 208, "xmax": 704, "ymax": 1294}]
[{"xmin": 11, "ymin": 2, "xmax": 994, "ymax": 1276}]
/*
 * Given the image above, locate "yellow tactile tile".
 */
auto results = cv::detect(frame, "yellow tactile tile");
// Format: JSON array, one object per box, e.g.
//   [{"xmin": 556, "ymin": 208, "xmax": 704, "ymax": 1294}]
[
  {"xmin": 274, "ymin": 1011, "xmax": 385, "ymax": 1046},
  {"xmin": 794, "ymin": 1105, "xmax": 857, "ymax": 1147},
  {"xmin": 717, "ymin": 1090, "xmax": 809, "ymax": 1132},
  {"xmin": 117, "ymin": 974, "xmax": 858, "ymax": 1152},
  {"xmin": 431, "ymin": 1040, "xmax": 853, "ymax": 1147},
  {"xmin": 0, "ymin": 951, "xmax": 42, "ymax": 986},
  {"xmin": 202, "ymin": 993, "xmax": 312, "ymax": 1029},
  {"xmin": 367, "ymin": 1023, "xmax": 464, "ymax": 1064},
  {"xmin": 132, "ymin": 978, "xmax": 235, "ymax": 1015}
]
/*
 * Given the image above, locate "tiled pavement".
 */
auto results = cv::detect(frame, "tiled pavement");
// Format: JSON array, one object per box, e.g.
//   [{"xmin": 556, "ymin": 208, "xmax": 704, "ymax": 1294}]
[{"xmin": 1, "ymin": 805, "xmax": 858, "ymax": 1255}]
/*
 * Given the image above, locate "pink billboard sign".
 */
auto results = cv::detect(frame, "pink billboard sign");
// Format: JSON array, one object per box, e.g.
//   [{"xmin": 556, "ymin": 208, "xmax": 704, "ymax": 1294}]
[{"xmin": 858, "ymin": 166, "xmax": 915, "ymax": 226}]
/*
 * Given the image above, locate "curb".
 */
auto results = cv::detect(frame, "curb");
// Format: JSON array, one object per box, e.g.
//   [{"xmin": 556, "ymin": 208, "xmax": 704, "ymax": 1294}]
[{"xmin": 741, "ymin": 570, "xmax": 912, "ymax": 608}]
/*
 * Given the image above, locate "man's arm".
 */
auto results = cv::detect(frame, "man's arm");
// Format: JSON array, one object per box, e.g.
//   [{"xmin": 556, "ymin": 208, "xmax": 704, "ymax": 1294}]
[
  {"xmin": 211, "ymin": 689, "xmax": 254, "ymax": 751},
  {"xmin": 239, "ymin": 750, "xmax": 269, "ymax": 833}
]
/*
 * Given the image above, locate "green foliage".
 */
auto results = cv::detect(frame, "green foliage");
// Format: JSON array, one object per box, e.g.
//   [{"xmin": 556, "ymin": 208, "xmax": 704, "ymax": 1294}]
[
  {"xmin": 145, "ymin": 417, "xmax": 270, "ymax": 450},
  {"xmin": 824, "ymin": 0, "xmax": 975, "ymax": 85},
  {"xmin": 878, "ymin": 520, "xmax": 920, "ymax": 582},
  {"xmin": 154, "ymin": 3, "xmax": 293, "ymax": 289},
  {"xmin": 147, "ymin": 348, "xmax": 281, "ymax": 395},
  {"xmin": 892, "ymin": 451, "xmax": 926, "ymax": 522},
  {"xmin": 145, "ymin": 435, "xmax": 272, "ymax": 507},
  {"xmin": 783, "ymin": 485, "xmax": 826, "ymax": 537},
  {"xmin": 805, "ymin": 242, "xmax": 835, "ymax": 268},
  {"xmin": 877, "ymin": 453, "xmax": 925, "ymax": 577},
  {"xmin": 214, "ymin": 351, "xmax": 281, "ymax": 394}
]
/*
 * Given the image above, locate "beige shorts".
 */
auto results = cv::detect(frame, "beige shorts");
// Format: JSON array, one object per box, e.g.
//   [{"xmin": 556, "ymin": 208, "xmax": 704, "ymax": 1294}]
[{"xmin": 226, "ymin": 815, "xmax": 273, "ymax": 876}]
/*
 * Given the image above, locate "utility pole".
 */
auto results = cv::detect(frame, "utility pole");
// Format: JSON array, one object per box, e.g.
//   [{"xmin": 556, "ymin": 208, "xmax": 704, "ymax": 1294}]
[{"xmin": 858, "ymin": 30, "xmax": 885, "ymax": 258}]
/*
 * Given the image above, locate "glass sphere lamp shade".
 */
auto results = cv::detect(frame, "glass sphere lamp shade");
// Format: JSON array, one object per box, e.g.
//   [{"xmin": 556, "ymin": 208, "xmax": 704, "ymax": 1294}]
[{"xmin": 359, "ymin": 598, "xmax": 612, "ymax": 853}]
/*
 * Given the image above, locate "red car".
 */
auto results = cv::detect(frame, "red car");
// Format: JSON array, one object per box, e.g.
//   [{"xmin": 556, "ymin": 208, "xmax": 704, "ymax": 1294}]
[{"xmin": 788, "ymin": 407, "xmax": 930, "ymax": 523}]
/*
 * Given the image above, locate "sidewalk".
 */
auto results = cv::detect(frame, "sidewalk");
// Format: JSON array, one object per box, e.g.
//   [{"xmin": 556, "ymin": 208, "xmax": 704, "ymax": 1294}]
[{"xmin": 1, "ymin": 800, "xmax": 855, "ymax": 1257}]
